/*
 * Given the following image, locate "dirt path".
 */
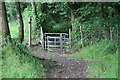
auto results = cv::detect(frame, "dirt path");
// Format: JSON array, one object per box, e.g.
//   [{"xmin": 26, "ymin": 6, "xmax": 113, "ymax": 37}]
[{"xmin": 30, "ymin": 45, "xmax": 90, "ymax": 78}]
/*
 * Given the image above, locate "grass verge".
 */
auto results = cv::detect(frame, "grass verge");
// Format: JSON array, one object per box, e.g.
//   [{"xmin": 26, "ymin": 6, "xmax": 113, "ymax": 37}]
[
  {"xmin": 69, "ymin": 39, "xmax": 118, "ymax": 78},
  {"xmin": 2, "ymin": 41, "xmax": 46, "ymax": 78}
]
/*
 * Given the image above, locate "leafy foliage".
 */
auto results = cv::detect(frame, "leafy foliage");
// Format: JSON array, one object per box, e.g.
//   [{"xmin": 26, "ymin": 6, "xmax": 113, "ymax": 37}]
[
  {"xmin": 6, "ymin": 2, "xmax": 30, "ymax": 22},
  {"xmin": 71, "ymin": 2, "xmax": 120, "ymax": 50},
  {"xmin": 35, "ymin": 2, "xmax": 71, "ymax": 33}
]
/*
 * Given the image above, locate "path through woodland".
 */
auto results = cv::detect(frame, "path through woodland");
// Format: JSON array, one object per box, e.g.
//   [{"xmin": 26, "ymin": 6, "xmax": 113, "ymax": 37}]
[{"xmin": 30, "ymin": 44, "xmax": 90, "ymax": 78}]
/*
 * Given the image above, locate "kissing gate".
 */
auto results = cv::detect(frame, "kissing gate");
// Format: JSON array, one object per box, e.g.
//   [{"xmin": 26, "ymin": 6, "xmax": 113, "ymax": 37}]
[{"xmin": 40, "ymin": 27, "xmax": 71, "ymax": 52}]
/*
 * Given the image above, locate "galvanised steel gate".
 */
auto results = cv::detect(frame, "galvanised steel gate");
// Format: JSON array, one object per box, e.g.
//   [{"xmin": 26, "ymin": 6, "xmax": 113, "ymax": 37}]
[
  {"xmin": 40, "ymin": 27, "xmax": 71, "ymax": 52},
  {"xmin": 45, "ymin": 33, "xmax": 68, "ymax": 52}
]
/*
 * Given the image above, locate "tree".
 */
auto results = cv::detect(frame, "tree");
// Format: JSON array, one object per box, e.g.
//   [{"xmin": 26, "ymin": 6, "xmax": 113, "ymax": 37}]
[
  {"xmin": 15, "ymin": 2, "xmax": 24, "ymax": 43},
  {"xmin": 31, "ymin": 2, "xmax": 37, "ymax": 18},
  {"xmin": 1, "ymin": 2, "xmax": 11, "ymax": 42},
  {"xmin": 67, "ymin": 2, "xmax": 76, "ymax": 31},
  {"xmin": 31, "ymin": 1, "xmax": 40, "ymax": 31}
]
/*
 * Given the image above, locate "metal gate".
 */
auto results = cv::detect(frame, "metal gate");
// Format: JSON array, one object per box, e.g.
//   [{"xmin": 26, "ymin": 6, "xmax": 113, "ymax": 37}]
[
  {"xmin": 44, "ymin": 33, "xmax": 68, "ymax": 52},
  {"xmin": 40, "ymin": 27, "xmax": 71, "ymax": 52}
]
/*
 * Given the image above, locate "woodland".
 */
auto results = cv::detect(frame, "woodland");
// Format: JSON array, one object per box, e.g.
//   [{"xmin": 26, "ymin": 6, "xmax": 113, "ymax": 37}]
[{"xmin": 0, "ymin": 2, "xmax": 119, "ymax": 78}]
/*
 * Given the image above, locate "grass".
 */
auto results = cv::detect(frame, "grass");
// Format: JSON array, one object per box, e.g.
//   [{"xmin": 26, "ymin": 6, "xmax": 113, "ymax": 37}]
[
  {"xmin": 9, "ymin": 22, "xmax": 18, "ymax": 38},
  {"xmin": 2, "ymin": 41, "xmax": 46, "ymax": 78},
  {"xmin": 4, "ymin": 16, "xmax": 45, "ymax": 78},
  {"xmin": 9, "ymin": 21, "xmax": 29, "ymax": 41},
  {"xmin": 69, "ymin": 39, "xmax": 118, "ymax": 78}
]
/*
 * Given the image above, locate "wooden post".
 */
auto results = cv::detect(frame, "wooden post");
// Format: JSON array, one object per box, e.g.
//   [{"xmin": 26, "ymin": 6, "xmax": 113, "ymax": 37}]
[
  {"xmin": 47, "ymin": 36, "xmax": 49, "ymax": 50},
  {"xmin": 45, "ymin": 34, "xmax": 47, "ymax": 49},
  {"xmin": 69, "ymin": 29, "xmax": 71, "ymax": 49},
  {"xmin": 63, "ymin": 34, "xmax": 66, "ymax": 52},
  {"xmin": 28, "ymin": 17, "xmax": 32, "ymax": 46},
  {"xmin": 60, "ymin": 33, "xmax": 63, "ymax": 52},
  {"xmin": 55, "ymin": 38, "xmax": 56, "ymax": 51},
  {"xmin": 80, "ymin": 26, "xmax": 84, "ymax": 47},
  {"xmin": 40, "ymin": 27, "xmax": 44, "ymax": 48}
]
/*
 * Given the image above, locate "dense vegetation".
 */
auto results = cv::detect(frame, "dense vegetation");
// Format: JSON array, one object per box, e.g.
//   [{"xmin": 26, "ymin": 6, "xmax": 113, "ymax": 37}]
[
  {"xmin": 2, "ymin": 41, "xmax": 46, "ymax": 78},
  {"xmin": 6, "ymin": 2, "xmax": 120, "ymax": 42},
  {"xmin": 1, "ymin": 2, "xmax": 119, "ymax": 78}
]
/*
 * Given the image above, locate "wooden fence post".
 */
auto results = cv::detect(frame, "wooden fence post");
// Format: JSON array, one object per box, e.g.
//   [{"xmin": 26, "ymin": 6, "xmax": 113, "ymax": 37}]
[
  {"xmin": 55, "ymin": 38, "xmax": 56, "ymax": 50},
  {"xmin": 45, "ymin": 34, "xmax": 47, "ymax": 49},
  {"xmin": 28, "ymin": 17, "xmax": 32, "ymax": 46},
  {"xmin": 69, "ymin": 29, "xmax": 71, "ymax": 49},
  {"xmin": 80, "ymin": 26, "xmax": 84, "ymax": 47},
  {"xmin": 40, "ymin": 27, "xmax": 44, "ymax": 49},
  {"xmin": 60, "ymin": 33, "xmax": 63, "ymax": 52}
]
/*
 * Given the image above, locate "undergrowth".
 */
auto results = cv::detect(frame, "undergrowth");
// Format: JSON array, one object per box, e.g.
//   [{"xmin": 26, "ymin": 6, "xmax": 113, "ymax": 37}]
[
  {"xmin": 69, "ymin": 39, "xmax": 118, "ymax": 78},
  {"xmin": 2, "ymin": 41, "xmax": 46, "ymax": 78}
]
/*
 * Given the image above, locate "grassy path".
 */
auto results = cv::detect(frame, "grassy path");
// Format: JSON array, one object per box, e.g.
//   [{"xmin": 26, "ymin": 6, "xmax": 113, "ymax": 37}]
[{"xmin": 30, "ymin": 45, "xmax": 90, "ymax": 78}]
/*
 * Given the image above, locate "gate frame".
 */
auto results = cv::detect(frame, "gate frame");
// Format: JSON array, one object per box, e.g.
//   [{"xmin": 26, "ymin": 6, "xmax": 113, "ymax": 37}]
[
  {"xmin": 40, "ymin": 27, "xmax": 71, "ymax": 52},
  {"xmin": 44, "ymin": 33, "xmax": 68, "ymax": 52}
]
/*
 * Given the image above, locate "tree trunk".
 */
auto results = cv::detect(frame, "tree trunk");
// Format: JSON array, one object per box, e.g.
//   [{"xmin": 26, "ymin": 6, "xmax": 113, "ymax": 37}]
[
  {"xmin": 0, "ymin": 2, "xmax": 2, "ymax": 48},
  {"xmin": 101, "ymin": 3, "xmax": 110, "ymax": 39},
  {"xmin": 68, "ymin": 2, "xmax": 75, "ymax": 31},
  {"xmin": 31, "ymin": 2, "xmax": 37, "ymax": 17},
  {"xmin": 31, "ymin": 2, "xmax": 39, "ymax": 28},
  {"xmin": 70, "ymin": 10, "xmax": 75, "ymax": 30},
  {"xmin": 1, "ymin": 2, "xmax": 11, "ymax": 42},
  {"xmin": 101, "ymin": 3, "xmax": 108, "ymax": 19},
  {"xmin": 15, "ymin": 2, "xmax": 24, "ymax": 43}
]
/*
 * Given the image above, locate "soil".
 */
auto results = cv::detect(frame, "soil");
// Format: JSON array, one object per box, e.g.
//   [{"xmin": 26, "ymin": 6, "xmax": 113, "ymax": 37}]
[{"xmin": 30, "ymin": 45, "xmax": 90, "ymax": 78}]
